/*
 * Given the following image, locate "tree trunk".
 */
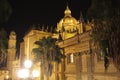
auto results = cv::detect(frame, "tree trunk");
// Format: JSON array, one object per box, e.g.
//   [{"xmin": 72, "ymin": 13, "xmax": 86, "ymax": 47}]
[
  {"xmin": 41, "ymin": 56, "xmax": 44, "ymax": 80},
  {"xmin": 46, "ymin": 76, "xmax": 49, "ymax": 80},
  {"xmin": 41, "ymin": 64, "xmax": 44, "ymax": 80}
]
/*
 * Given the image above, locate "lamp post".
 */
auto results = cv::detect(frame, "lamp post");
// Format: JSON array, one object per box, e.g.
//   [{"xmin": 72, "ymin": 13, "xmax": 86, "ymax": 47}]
[
  {"xmin": 18, "ymin": 60, "xmax": 40, "ymax": 80},
  {"xmin": 24, "ymin": 60, "xmax": 32, "ymax": 69},
  {"xmin": 17, "ymin": 60, "xmax": 32, "ymax": 80}
]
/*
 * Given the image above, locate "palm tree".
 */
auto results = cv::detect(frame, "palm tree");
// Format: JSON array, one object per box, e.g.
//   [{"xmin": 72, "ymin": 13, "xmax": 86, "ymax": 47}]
[
  {"xmin": 0, "ymin": 28, "xmax": 8, "ymax": 68},
  {"xmin": 32, "ymin": 36, "xmax": 65, "ymax": 80}
]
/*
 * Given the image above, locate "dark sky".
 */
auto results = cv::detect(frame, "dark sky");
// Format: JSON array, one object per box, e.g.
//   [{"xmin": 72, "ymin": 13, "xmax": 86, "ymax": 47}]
[{"xmin": 3, "ymin": 0, "xmax": 91, "ymax": 42}]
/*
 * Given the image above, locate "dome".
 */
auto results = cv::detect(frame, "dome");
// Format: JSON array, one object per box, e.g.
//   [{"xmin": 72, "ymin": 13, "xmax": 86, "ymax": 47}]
[{"xmin": 57, "ymin": 6, "xmax": 78, "ymax": 32}]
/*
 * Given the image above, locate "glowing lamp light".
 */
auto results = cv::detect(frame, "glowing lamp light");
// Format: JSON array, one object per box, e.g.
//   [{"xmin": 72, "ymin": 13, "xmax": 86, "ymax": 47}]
[
  {"xmin": 5, "ymin": 75, "xmax": 9, "ymax": 79},
  {"xmin": 17, "ymin": 69, "xmax": 30, "ymax": 78},
  {"xmin": 32, "ymin": 70, "xmax": 40, "ymax": 77},
  {"xmin": 24, "ymin": 60, "xmax": 32, "ymax": 68}
]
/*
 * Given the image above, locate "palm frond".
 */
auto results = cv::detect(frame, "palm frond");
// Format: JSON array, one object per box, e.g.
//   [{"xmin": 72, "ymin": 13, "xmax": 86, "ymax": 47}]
[{"xmin": 32, "ymin": 36, "xmax": 65, "ymax": 77}]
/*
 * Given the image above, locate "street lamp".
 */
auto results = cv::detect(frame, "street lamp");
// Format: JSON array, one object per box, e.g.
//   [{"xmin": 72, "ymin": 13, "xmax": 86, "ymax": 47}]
[
  {"xmin": 17, "ymin": 60, "xmax": 32, "ymax": 79},
  {"xmin": 17, "ymin": 68, "xmax": 30, "ymax": 79},
  {"xmin": 24, "ymin": 60, "xmax": 32, "ymax": 68},
  {"xmin": 4, "ymin": 75, "xmax": 9, "ymax": 80},
  {"xmin": 18, "ymin": 60, "xmax": 40, "ymax": 80}
]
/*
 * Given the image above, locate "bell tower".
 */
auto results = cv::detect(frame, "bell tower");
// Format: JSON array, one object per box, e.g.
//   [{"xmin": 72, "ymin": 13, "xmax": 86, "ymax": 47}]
[{"xmin": 7, "ymin": 31, "xmax": 16, "ymax": 79}]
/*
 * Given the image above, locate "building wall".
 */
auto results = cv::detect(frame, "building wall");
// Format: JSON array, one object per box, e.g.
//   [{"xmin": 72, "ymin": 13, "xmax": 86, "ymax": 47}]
[
  {"xmin": 57, "ymin": 31, "xmax": 120, "ymax": 80},
  {"xmin": 19, "ymin": 5, "xmax": 120, "ymax": 80},
  {"xmin": 20, "ymin": 28, "xmax": 120, "ymax": 80},
  {"xmin": 20, "ymin": 29, "xmax": 52, "ymax": 80},
  {"xmin": 23, "ymin": 30, "xmax": 52, "ymax": 60},
  {"xmin": 19, "ymin": 42, "xmax": 25, "ymax": 67},
  {"xmin": 7, "ymin": 31, "xmax": 17, "ymax": 80}
]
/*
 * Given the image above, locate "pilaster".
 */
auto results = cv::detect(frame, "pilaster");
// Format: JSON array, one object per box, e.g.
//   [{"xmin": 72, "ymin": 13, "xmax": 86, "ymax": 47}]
[
  {"xmin": 86, "ymin": 51, "xmax": 94, "ymax": 80},
  {"xmin": 76, "ymin": 53, "xmax": 82, "ymax": 80}
]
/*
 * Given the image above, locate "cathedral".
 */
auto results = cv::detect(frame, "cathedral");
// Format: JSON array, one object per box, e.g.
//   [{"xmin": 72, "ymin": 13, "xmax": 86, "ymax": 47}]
[{"xmin": 1, "ymin": 5, "xmax": 119, "ymax": 80}]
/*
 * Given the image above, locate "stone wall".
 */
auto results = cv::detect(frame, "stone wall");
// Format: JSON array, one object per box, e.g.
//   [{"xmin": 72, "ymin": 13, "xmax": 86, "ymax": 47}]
[{"xmin": 57, "ymin": 31, "xmax": 120, "ymax": 80}]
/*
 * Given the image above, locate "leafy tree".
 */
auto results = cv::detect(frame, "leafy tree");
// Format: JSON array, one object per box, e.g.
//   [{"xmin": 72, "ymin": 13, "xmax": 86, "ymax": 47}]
[
  {"xmin": 87, "ymin": 0, "xmax": 120, "ymax": 71},
  {"xmin": 0, "ymin": 0, "xmax": 11, "ymax": 68},
  {"xmin": 87, "ymin": 0, "xmax": 115, "ymax": 21},
  {"xmin": 32, "ymin": 36, "xmax": 65, "ymax": 80},
  {"xmin": 0, "ymin": 0, "xmax": 12, "ymax": 24},
  {"xmin": 0, "ymin": 28, "xmax": 8, "ymax": 68}
]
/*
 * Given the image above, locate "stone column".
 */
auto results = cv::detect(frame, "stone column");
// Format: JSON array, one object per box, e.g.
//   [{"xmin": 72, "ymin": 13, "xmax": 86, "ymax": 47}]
[
  {"xmin": 61, "ymin": 58, "xmax": 65, "ymax": 80},
  {"xmin": 76, "ymin": 53, "xmax": 82, "ymax": 80},
  {"xmin": 87, "ymin": 52, "xmax": 94, "ymax": 80},
  {"xmin": 61, "ymin": 48, "xmax": 66, "ymax": 80}
]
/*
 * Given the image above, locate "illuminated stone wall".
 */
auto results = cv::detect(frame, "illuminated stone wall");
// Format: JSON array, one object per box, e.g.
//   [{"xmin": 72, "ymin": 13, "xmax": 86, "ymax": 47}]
[
  {"xmin": 57, "ymin": 31, "xmax": 120, "ymax": 80},
  {"xmin": 19, "ymin": 5, "xmax": 120, "ymax": 80}
]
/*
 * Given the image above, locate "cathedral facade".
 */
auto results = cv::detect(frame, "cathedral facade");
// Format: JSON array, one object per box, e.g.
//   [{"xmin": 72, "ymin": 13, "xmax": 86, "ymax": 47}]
[{"xmin": 18, "ymin": 5, "xmax": 120, "ymax": 80}]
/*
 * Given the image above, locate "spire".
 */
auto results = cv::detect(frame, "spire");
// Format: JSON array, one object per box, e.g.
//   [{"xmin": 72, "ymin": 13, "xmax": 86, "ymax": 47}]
[
  {"xmin": 50, "ymin": 26, "xmax": 53, "ymax": 33},
  {"xmin": 58, "ymin": 31, "xmax": 63, "ymax": 41},
  {"xmin": 42, "ymin": 25, "xmax": 44, "ymax": 31},
  {"xmin": 64, "ymin": 4, "xmax": 71, "ymax": 17},
  {"xmin": 46, "ymin": 25, "xmax": 48, "ymax": 32},
  {"xmin": 79, "ymin": 11, "xmax": 84, "ymax": 23},
  {"xmin": 61, "ymin": 24, "xmax": 65, "ymax": 32}
]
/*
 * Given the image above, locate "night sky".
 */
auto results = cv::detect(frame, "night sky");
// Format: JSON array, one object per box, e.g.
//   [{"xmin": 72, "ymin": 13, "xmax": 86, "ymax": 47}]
[{"xmin": 3, "ymin": 0, "xmax": 91, "ymax": 42}]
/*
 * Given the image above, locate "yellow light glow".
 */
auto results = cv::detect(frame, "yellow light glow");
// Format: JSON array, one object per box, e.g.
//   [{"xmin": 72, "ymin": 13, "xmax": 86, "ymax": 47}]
[
  {"xmin": 17, "ymin": 69, "xmax": 30, "ymax": 78},
  {"xmin": 5, "ymin": 75, "xmax": 9, "ymax": 79},
  {"xmin": 32, "ymin": 70, "xmax": 40, "ymax": 77},
  {"xmin": 24, "ymin": 60, "xmax": 32, "ymax": 68}
]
